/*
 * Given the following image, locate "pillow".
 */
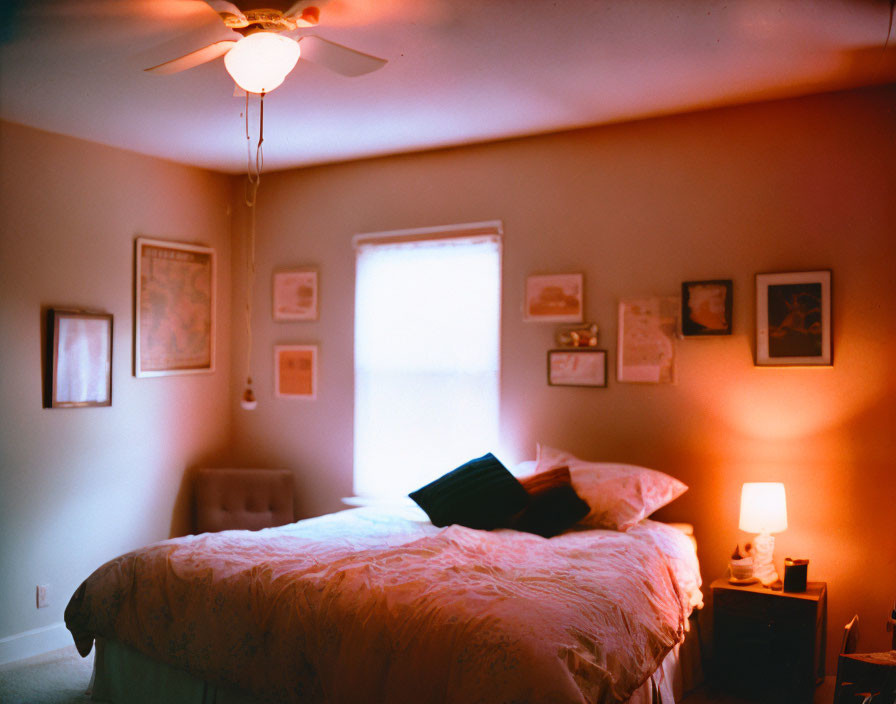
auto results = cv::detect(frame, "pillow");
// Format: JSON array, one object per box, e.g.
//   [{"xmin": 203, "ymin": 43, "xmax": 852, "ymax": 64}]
[
  {"xmin": 535, "ymin": 444, "xmax": 688, "ymax": 531},
  {"xmin": 511, "ymin": 466, "xmax": 590, "ymax": 537},
  {"xmin": 408, "ymin": 453, "xmax": 530, "ymax": 530}
]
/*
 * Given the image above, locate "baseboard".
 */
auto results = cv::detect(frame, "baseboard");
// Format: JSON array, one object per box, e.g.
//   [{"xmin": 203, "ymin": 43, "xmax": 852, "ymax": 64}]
[{"xmin": 0, "ymin": 622, "xmax": 71, "ymax": 666}]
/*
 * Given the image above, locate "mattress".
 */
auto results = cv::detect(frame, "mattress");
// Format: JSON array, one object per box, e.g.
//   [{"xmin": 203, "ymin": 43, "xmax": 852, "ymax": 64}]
[{"xmin": 66, "ymin": 506, "xmax": 703, "ymax": 704}]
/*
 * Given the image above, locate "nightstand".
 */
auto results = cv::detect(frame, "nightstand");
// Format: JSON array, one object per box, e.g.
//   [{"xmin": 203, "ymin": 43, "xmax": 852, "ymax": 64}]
[{"xmin": 711, "ymin": 577, "xmax": 827, "ymax": 704}]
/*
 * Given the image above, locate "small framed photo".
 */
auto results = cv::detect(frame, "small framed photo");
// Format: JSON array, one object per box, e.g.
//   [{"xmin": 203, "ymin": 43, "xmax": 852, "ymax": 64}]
[
  {"xmin": 547, "ymin": 349, "xmax": 608, "ymax": 388},
  {"xmin": 681, "ymin": 279, "xmax": 733, "ymax": 336},
  {"xmin": 135, "ymin": 237, "xmax": 215, "ymax": 377},
  {"xmin": 45, "ymin": 309, "xmax": 113, "ymax": 408},
  {"xmin": 275, "ymin": 345, "xmax": 317, "ymax": 399},
  {"xmin": 273, "ymin": 269, "xmax": 319, "ymax": 321},
  {"xmin": 756, "ymin": 270, "xmax": 832, "ymax": 366},
  {"xmin": 525, "ymin": 273, "xmax": 583, "ymax": 322}
]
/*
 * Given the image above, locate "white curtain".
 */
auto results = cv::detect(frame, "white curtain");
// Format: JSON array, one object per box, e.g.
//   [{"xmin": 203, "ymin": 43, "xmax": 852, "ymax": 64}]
[{"xmin": 354, "ymin": 230, "xmax": 501, "ymax": 499}]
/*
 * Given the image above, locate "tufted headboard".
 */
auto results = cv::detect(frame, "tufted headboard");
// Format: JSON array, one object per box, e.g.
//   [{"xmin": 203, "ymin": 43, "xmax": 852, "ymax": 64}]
[{"xmin": 194, "ymin": 468, "xmax": 295, "ymax": 533}]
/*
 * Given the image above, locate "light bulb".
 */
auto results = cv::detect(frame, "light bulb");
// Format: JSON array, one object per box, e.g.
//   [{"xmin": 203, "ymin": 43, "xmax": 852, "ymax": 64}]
[
  {"xmin": 224, "ymin": 33, "xmax": 301, "ymax": 94},
  {"xmin": 240, "ymin": 381, "xmax": 257, "ymax": 410}
]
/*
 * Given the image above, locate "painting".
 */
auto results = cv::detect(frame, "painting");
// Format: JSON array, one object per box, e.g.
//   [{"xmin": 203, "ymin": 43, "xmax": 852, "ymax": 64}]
[
  {"xmin": 524, "ymin": 273, "xmax": 584, "ymax": 322},
  {"xmin": 45, "ymin": 309, "xmax": 112, "ymax": 408},
  {"xmin": 273, "ymin": 269, "xmax": 319, "ymax": 321},
  {"xmin": 681, "ymin": 279, "xmax": 733, "ymax": 336},
  {"xmin": 617, "ymin": 297, "xmax": 678, "ymax": 383},
  {"xmin": 135, "ymin": 237, "xmax": 215, "ymax": 377},
  {"xmin": 547, "ymin": 349, "xmax": 607, "ymax": 387},
  {"xmin": 755, "ymin": 270, "xmax": 831, "ymax": 366},
  {"xmin": 275, "ymin": 345, "xmax": 317, "ymax": 399}
]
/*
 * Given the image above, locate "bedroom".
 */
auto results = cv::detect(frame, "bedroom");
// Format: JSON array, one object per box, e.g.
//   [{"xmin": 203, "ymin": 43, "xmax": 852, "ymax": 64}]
[{"xmin": 1, "ymin": 0, "xmax": 895, "ymax": 702}]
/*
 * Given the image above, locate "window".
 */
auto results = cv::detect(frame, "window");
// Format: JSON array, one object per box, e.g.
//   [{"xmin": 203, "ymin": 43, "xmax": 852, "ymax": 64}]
[{"xmin": 354, "ymin": 222, "xmax": 502, "ymax": 500}]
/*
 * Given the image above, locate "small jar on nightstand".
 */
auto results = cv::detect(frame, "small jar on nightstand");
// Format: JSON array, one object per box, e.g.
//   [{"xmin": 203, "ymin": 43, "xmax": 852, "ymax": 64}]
[{"xmin": 711, "ymin": 577, "xmax": 827, "ymax": 704}]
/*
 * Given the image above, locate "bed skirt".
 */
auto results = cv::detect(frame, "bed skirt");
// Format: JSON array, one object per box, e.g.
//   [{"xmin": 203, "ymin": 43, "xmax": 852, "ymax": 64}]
[{"xmin": 88, "ymin": 620, "xmax": 703, "ymax": 704}]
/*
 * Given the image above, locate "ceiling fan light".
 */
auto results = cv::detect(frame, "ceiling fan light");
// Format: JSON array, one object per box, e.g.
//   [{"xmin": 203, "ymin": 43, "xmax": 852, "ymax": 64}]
[{"xmin": 224, "ymin": 33, "xmax": 300, "ymax": 94}]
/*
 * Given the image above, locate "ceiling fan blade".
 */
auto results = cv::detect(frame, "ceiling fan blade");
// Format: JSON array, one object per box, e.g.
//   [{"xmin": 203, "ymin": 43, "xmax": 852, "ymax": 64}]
[
  {"xmin": 297, "ymin": 35, "xmax": 386, "ymax": 77},
  {"xmin": 202, "ymin": 0, "xmax": 247, "ymax": 24},
  {"xmin": 144, "ymin": 39, "xmax": 237, "ymax": 74},
  {"xmin": 283, "ymin": 1, "xmax": 330, "ymax": 22}
]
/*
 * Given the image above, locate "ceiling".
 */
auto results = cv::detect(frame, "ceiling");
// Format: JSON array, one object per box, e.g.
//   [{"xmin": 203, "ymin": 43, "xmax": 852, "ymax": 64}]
[{"xmin": 2, "ymin": 0, "xmax": 895, "ymax": 174}]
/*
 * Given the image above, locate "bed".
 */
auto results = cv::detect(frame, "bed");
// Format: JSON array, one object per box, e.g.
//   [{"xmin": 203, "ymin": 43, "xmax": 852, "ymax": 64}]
[{"xmin": 65, "ymin": 448, "xmax": 703, "ymax": 704}]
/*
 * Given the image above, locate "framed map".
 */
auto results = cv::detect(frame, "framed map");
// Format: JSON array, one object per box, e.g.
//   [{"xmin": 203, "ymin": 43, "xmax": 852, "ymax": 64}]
[{"xmin": 135, "ymin": 237, "xmax": 215, "ymax": 377}]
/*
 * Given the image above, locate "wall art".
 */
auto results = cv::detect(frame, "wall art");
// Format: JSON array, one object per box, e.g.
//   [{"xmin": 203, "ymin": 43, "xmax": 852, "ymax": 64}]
[
  {"xmin": 524, "ymin": 273, "xmax": 583, "ymax": 322},
  {"xmin": 617, "ymin": 297, "xmax": 678, "ymax": 383},
  {"xmin": 275, "ymin": 344, "xmax": 317, "ymax": 399},
  {"xmin": 45, "ymin": 309, "xmax": 112, "ymax": 408},
  {"xmin": 273, "ymin": 269, "xmax": 319, "ymax": 321},
  {"xmin": 681, "ymin": 279, "xmax": 732, "ymax": 336},
  {"xmin": 135, "ymin": 237, "xmax": 215, "ymax": 377},
  {"xmin": 755, "ymin": 270, "xmax": 831, "ymax": 366},
  {"xmin": 547, "ymin": 349, "xmax": 607, "ymax": 387}
]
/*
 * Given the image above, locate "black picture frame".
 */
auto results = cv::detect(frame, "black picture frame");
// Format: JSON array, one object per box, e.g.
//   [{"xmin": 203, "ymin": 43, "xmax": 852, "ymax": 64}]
[
  {"xmin": 547, "ymin": 349, "xmax": 608, "ymax": 387},
  {"xmin": 681, "ymin": 279, "xmax": 733, "ymax": 336}
]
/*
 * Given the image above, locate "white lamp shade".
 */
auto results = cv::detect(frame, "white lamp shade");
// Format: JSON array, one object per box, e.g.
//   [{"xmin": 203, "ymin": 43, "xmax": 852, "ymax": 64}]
[
  {"xmin": 739, "ymin": 482, "xmax": 788, "ymax": 534},
  {"xmin": 224, "ymin": 33, "xmax": 301, "ymax": 94}
]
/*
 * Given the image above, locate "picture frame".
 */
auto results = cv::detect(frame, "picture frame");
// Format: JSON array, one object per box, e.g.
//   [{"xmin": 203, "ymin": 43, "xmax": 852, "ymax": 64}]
[
  {"xmin": 275, "ymin": 345, "xmax": 317, "ymax": 400},
  {"xmin": 135, "ymin": 237, "xmax": 215, "ymax": 377},
  {"xmin": 273, "ymin": 269, "xmax": 319, "ymax": 321},
  {"xmin": 617, "ymin": 297, "xmax": 678, "ymax": 384},
  {"xmin": 524, "ymin": 273, "xmax": 584, "ymax": 322},
  {"xmin": 45, "ymin": 309, "xmax": 112, "ymax": 408},
  {"xmin": 547, "ymin": 349, "xmax": 608, "ymax": 387},
  {"xmin": 755, "ymin": 270, "xmax": 831, "ymax": 366},
  {"xmin": 681, "ymin": 279, "xmax": 733, "ymax": 336}
]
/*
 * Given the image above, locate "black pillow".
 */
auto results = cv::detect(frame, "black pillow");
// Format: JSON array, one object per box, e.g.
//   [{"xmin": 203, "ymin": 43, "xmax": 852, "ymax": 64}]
[
  {"xmin": 409, "ymin": 453, "xmax": 530, "ymax": 530},
  {"xmin": 510, "ymin": 484, "xmax": 590, "ymax": 538}
]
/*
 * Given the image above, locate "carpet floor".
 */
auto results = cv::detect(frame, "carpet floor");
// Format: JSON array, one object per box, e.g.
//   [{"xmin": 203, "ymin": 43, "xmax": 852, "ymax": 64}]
[{"xmin": 0, "ymin": 646, "xmax": 94, "ymax": 704}]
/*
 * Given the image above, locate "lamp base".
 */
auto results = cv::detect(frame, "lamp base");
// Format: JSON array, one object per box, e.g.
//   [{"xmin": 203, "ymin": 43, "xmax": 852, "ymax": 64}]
[{"xmin": 752, "ymin": 532, "xmax": 778, "ymax": 586}]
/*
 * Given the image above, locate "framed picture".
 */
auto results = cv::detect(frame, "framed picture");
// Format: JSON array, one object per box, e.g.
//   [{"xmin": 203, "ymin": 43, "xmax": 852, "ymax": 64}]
[
  {"xmin": 681, "ymin": 280, "xmax": 732, "ymax": 336},
  {"xmin": 135, "ymin": 237, "xmax": 215, "ymax": 377},
  {"xmin": 273, "ymin": 269, "xmax": 319, "ymax": 321},
  {"xmin": 45, "ymin": 309, "xmax": 112, "ymax": 408},
  {"xmin": 275, "ymin": 345, "xmax": 317, "ymax": 399},
  {"xmin": 755, "ymin": 270, "xmax": 831, "ymax": 366},
  {"xmin": 524, "ymin": 273, "xmax": 584, "ymax": 322},
  {"xmin": 617, "ymin": 297, "xmax": 678, "ymax": 383},
  {"xmin": 547, "ymin": 349, "xmax": 607, "ymax": 387}
]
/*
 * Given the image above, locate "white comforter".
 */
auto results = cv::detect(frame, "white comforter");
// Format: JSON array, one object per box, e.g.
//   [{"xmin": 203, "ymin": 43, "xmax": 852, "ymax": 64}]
[{"xmin": 66, "ymin": 507, "xmax": 702, "ymax": 704}]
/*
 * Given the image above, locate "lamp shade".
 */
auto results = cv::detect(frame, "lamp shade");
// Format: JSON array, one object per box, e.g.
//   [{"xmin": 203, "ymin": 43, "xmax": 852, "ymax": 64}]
[
  {"xmin": 739, "ymin": 482, "xmax": 788, "ymax": 534},
  {"xmin": 224, "ymin": 33, "xmax": 301, "ymax": 94}
]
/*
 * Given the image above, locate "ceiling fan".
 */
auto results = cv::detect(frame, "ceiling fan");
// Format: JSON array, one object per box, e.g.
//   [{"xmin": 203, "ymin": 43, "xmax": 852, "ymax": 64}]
[{"xmin": 144, "ymin": 0, "xmax": 387, "ymax": 94}]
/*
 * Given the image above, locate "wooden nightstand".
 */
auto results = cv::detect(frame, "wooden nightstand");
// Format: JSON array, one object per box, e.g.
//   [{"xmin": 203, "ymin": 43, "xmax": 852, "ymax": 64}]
[{"xmin": 711, "ymin": 577, "xmax": 827, "ymax": 704}]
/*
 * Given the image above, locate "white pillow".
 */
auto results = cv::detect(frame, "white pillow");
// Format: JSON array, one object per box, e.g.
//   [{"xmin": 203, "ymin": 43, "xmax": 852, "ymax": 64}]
[{"xmin": 535, "ymin": 444, "xmax": 687, "ymax": 531}]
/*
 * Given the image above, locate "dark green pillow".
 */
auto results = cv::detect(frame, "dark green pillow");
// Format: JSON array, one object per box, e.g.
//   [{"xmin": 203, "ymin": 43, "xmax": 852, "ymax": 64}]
[{"xmin": 409, "ymin": 453, "xmax": 529, "ymax": 530}]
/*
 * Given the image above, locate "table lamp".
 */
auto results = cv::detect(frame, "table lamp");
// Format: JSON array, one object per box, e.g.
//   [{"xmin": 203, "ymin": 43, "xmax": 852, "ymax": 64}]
[{"xmin": 739, "ymin": 482, "xmax": 787, "ymax": 586}]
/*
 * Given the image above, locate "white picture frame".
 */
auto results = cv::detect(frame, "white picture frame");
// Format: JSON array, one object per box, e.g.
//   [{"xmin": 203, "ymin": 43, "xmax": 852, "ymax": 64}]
[
  {"xmin": 273, "ymin": 269, "xmax": 319, "ymax": 321},
  {"xmin": 755, "ymin": 270, "xmax": 831, "ymax": 366},
  {"xmin": 524, "ymin": 273, "xmax": 584, "ymax": 322},
  {"xmin": 274, "ymin": 344, "xmax": 317, "ymax": 400}
]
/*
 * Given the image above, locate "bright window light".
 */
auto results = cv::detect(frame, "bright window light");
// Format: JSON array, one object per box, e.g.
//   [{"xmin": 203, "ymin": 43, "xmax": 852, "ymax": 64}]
[{"xmin": 354, "ymin": 226, "xmax": 501, "ymax": 499}]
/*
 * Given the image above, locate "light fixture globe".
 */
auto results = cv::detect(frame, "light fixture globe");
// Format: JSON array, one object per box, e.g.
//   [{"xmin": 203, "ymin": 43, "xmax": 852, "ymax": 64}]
[{"xmin": 224, "ymin": 32, "xmax": 300, "ymax": 94}]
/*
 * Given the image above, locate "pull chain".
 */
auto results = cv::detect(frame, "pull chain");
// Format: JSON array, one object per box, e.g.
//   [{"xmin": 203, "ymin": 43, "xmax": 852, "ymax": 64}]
[{"xmin": 241, "ymin": 91, "xmax": 264, "ymax": 410}]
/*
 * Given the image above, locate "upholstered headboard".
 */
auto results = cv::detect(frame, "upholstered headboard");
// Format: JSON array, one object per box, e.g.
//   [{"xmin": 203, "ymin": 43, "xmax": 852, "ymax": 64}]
[{"xmin": 194, "ymin": 468, "xmax": 295, "ymax": 533}]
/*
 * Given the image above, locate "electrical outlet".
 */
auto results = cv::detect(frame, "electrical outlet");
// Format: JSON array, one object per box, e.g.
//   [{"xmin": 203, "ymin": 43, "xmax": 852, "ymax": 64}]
[{"xmin": 36, "ymin": 584, "xmax": 49, "ymax": 609}]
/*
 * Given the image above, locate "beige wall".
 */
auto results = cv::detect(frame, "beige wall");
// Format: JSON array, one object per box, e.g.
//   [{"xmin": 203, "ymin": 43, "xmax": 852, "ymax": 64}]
[
  {"xmin": 231, "ymin": 84, "xmax": 896, "ymax": 667},
  {"xmin": 0, "ymin": 122, "xmax": 233, "ymax": 661}
]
